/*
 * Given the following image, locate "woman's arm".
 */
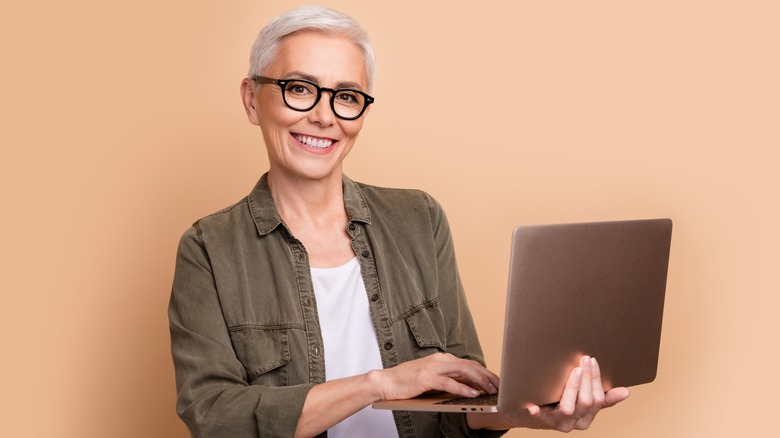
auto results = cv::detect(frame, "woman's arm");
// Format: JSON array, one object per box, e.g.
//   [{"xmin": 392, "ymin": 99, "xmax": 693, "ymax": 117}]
[
  {"xmin": 170, "ymin": 226, "xmax": 316, "ymax": 437},
  {"xmin": 294, "ymin": 352, "xmax": 499, "ymax": 437}
]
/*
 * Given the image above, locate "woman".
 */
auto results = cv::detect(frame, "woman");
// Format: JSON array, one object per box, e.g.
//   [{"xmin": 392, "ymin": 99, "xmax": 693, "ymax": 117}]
[{"xmin": 169, "ymin": 6, "xmax": 629, "ymax": 437}]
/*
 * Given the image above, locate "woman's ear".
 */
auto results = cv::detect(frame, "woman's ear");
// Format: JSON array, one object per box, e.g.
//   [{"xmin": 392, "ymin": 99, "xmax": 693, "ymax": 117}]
[{"xmin": 240, "ymin": 78, "xmax": 261, "ymax": 125}]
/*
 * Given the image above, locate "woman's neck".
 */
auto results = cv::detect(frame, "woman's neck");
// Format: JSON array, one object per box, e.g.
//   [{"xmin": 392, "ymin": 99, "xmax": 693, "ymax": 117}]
[
  {"xmin": 267, "ymin": 169, "xmax": 347, "ymax": 227},
  {"xmin": 266, "ymin": 169, "xmax": 355, "ymax": 267}
]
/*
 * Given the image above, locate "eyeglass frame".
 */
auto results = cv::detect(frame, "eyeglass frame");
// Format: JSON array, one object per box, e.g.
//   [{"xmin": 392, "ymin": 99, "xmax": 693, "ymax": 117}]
[{"xmin": 252, "ymin": 75, "xmax": 375, "ymax": 121}]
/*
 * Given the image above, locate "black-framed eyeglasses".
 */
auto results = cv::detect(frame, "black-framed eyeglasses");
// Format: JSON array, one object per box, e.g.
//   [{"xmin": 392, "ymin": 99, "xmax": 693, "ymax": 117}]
[{"xmin": 252, "ymin": 75, "xmax": 374, "ymax": 120}]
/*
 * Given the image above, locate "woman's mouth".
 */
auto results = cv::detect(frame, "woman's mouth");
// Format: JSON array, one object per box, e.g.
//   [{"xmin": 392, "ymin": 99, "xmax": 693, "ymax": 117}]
[{"xmin": 293, "ymin": 133, "xmax": 335, "ymax": 149}]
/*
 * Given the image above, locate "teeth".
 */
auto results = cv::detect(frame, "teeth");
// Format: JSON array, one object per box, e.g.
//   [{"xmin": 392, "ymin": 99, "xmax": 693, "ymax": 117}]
[{"xmin": 294, "ymin": 134, "xmax": 333, "ymax": 149}]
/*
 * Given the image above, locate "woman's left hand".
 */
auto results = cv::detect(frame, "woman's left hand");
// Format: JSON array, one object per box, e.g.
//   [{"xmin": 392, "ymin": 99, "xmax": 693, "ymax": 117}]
[{"xmin": 467, "ymin": 355, "xmax": 631, "ymax": 432}]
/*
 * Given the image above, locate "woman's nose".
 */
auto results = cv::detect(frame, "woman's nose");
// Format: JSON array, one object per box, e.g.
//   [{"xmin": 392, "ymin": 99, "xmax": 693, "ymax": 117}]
[{"xmin": 307, "ymin": 93, "xmax": 335, "ymax": 126}]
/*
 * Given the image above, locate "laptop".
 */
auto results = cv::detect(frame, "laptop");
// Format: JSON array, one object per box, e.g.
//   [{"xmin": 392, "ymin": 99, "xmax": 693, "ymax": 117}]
[{"xmin": 373, "ymin": 218, "xmax": 673, "ymax": 413}]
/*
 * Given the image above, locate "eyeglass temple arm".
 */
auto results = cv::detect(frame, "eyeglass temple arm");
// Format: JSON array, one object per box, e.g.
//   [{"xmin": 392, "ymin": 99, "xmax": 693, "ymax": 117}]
[{"xmin": 252, "ymin": 76, "xmax": 278, "ymax": 85}]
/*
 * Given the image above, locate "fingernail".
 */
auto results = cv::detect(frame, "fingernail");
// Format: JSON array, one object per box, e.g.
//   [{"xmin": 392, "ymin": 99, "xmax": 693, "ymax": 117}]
[{"xmin": 470, "ymin": 389, "xmax": 480, "ymax": 397}]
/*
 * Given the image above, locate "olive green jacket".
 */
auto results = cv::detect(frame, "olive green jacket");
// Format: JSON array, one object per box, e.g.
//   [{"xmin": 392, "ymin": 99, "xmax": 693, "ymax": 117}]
[{"xmin": 169, "ymin": 173, "xmax": 505, "ymax": 438}]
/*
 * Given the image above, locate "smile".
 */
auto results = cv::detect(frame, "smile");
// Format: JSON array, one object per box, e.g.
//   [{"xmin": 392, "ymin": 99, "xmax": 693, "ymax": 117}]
[{"xmin": 293, "ymin": 133, "xmax": 335, "ymax": 149}]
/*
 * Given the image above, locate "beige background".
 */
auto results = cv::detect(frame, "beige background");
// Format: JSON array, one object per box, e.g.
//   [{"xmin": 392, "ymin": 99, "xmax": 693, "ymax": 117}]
[{"xmin": 1, "ymin": 0, "xmax": 777, "ymax": 437}]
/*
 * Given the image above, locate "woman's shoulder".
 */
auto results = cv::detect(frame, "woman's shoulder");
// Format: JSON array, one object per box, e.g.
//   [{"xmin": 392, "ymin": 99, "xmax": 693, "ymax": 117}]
[
  {"xmin": 195, "ymin": 196, "xmax": 252, "ymax": 227},
  {"xmin": 347, "ymin": 178, "xmax": 448, "ymax": 228},
  {"xmin": 178, "ymin": 196, "xmax": 256, "ymax": 244},
  {"xmin": 348, "ymin": 180, "xmax": 436, "ymax": 203},
  {"xmin": 351, "ymin": 180, "xmax": 442, "ymax": 210}
]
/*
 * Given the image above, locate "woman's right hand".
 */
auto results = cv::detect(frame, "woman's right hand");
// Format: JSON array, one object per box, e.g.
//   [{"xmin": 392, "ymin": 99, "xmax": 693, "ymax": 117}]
[{"xmin": 370, "ymin": 352, "xmax": 500, "ymax": 402}]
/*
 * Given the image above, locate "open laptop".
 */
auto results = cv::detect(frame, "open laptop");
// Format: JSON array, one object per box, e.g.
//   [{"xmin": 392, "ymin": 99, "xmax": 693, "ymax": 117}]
[{"xmin": 373, "ymin": 218, "xmax": 673, "ymax": 413}]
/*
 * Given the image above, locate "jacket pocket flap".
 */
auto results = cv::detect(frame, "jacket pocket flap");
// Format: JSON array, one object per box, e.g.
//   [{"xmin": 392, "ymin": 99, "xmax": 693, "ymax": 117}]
[
  {"xmin": 229, "ymin": 328, "xmax": 291, "ymax": 381},
  {"xmin": 403, "ymin": 305, "xmax": 445, "ymax": 350}
]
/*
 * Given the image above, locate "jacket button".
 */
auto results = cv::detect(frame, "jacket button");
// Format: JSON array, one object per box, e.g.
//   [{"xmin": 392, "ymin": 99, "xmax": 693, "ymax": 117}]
[
  {"xmin": 361, "ymin": 250, "xmax": 370, "ymax": 258},
  {"xmin": 348, "ymin": 223, "xmax": 356, "ymax": 231},
  {"xmin": 384, "ymin": 342, "xmax": 393, "ymax": 350},
  {"xmin": 370, "ymin": 294, "xmax": 379, "ymax": 302}
]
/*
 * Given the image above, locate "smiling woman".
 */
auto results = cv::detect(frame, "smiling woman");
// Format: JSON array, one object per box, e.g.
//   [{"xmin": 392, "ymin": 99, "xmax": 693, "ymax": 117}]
[{"xmin": 168, "ymin": 5, "xmax": 627, "ymax": 438}]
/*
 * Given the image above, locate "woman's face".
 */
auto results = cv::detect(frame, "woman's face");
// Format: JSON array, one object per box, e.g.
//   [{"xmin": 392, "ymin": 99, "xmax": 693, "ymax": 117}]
[{"xmin": 241, "ymin": 31, "xmax": 370, "ymax": 184}]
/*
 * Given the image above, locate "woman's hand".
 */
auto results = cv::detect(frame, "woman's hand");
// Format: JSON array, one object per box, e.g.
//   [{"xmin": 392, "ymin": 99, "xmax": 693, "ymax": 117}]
[
  {"xmin": 521, "ymin": 356, "xmax": 630, "ymax": 431},
  {"xmin": 468, "ymin": 356, "xmax": 630, "ymax": 432},
  {"xmin": 370, "ymin": 352, "xmax": 499, "ymax": 402}
]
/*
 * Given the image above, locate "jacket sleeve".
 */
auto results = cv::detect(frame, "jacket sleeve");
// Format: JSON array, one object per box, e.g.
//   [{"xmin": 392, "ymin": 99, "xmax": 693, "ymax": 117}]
[
  {"xmin": 168, "ymin": 226, "xmax": 315, "ymax": 438},
  {"xmin": 424, "ymin": 193, "xmax": 508, "ymax": 438}
]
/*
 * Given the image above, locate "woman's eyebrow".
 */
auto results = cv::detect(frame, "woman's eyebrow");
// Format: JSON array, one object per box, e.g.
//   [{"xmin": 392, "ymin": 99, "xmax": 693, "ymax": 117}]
[
  {"xmin": 283, "ymin": 70, "xmax": 319, "ymax": 82},
  {"xmin": 283, "ymin": 70, "xmax": 364, "ymax": 91},
  {"xmin": 335, "ymin": 80, "xmax": 363, "ymax": 91}
]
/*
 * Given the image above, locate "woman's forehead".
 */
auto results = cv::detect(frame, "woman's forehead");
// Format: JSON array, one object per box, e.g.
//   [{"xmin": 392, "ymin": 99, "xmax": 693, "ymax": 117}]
[{"xmin": 266, "ymin": 32, "xmax": 368, "ymax": 89}]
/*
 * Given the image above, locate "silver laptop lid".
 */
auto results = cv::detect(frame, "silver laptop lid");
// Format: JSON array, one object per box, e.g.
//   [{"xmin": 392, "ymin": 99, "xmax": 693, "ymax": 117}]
[{"xmin": 498, "ymin": 218, "xmax": 672, "ymax": 409}]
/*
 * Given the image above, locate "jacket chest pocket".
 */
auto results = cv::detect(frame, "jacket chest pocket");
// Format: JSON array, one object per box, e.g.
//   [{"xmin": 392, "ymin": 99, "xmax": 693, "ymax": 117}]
[
  {"xmin": 228, "ymin": 328, "xmax": 291, "ymax": 385},
  {"xmin": 403, "ymin": 303, "xmax": 446, "ymax": 359}
]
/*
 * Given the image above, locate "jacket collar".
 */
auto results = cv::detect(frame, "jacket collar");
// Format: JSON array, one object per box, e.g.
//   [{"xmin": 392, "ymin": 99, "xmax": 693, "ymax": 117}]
[{"xmin": 247, "ymin": 173, "xmax": 371, "ymax": 236}]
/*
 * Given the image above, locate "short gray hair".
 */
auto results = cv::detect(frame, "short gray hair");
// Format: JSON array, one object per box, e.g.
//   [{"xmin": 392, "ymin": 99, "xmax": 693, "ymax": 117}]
[{"xmin": 249, "ymin": 6, "xmax": 376, "ymax": 93}]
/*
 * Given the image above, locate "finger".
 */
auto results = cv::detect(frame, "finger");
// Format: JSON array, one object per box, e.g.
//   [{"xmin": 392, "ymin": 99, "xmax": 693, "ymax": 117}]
[
  {"xmin": 573, "ymin": 357, "xmax": 598, "ymax": 430},
  {"xmin": 576, "ymin": 356, "xmax": 594, "ymax": 413},
  {"xmin": 557, "ymin": 366, "xmax": 583, "ymax": 416},
  {"xmin": 434, "ymin": 375, "xmax": 481, "ymax": 398},
  {"xmin": 484, "ymin": 367, "xmax": 500, "ymax": 392},
  {"xmin": 440, "ymin": 359, "xmax": 499, "ymax": 395},
  {"xmin": 590, "ymin": 357, "xmax": 606, "ymax": 407},
  {"xmin": 458, "ymin": 370, "xmax": 497, "ymax": 395},
  {"xmin": 605, "ymin": 387, "xmax": 631, "ymax": 407},
  {"xmin": 476, "ymin": 367, "xmax": 500, "ymax": 394},
  {"xmin": 429, "ymin": 358, "xmax": 497, "ymax": 397}
]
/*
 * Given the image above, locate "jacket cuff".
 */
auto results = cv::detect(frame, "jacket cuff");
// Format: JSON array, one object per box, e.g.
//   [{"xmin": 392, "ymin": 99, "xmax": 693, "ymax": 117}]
[{"xmin": 255, "ymin": 383, "xmax": 316, "ymax": 437}]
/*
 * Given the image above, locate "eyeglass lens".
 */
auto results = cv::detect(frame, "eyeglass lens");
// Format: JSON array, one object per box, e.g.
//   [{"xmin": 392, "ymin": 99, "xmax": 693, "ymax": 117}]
[{"xmin": 283, "ymin": 80, "xmax": 367, "ymax": 119}]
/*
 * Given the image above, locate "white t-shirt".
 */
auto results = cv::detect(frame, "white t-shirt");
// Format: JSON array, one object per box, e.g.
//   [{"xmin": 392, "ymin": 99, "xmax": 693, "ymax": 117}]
[{"xmin": 311, "ymin": 257, "xmax": 399, "ymax": 438}]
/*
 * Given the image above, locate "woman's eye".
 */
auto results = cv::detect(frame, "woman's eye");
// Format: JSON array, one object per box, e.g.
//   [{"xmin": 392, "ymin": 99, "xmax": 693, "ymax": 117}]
[
  {"xmin": 290, "ymin": 85, "xmax": 309, "ymax": 94},
  {"xmin": 337, "ymin": 92, "xmax": 358, "ymax": 103}
]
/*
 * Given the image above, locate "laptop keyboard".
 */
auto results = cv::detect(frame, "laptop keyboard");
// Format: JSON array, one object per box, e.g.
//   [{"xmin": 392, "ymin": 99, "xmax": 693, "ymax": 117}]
[{"xmin": 434, "ymin": 393, "xmax": 498, "ymax": 406}]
